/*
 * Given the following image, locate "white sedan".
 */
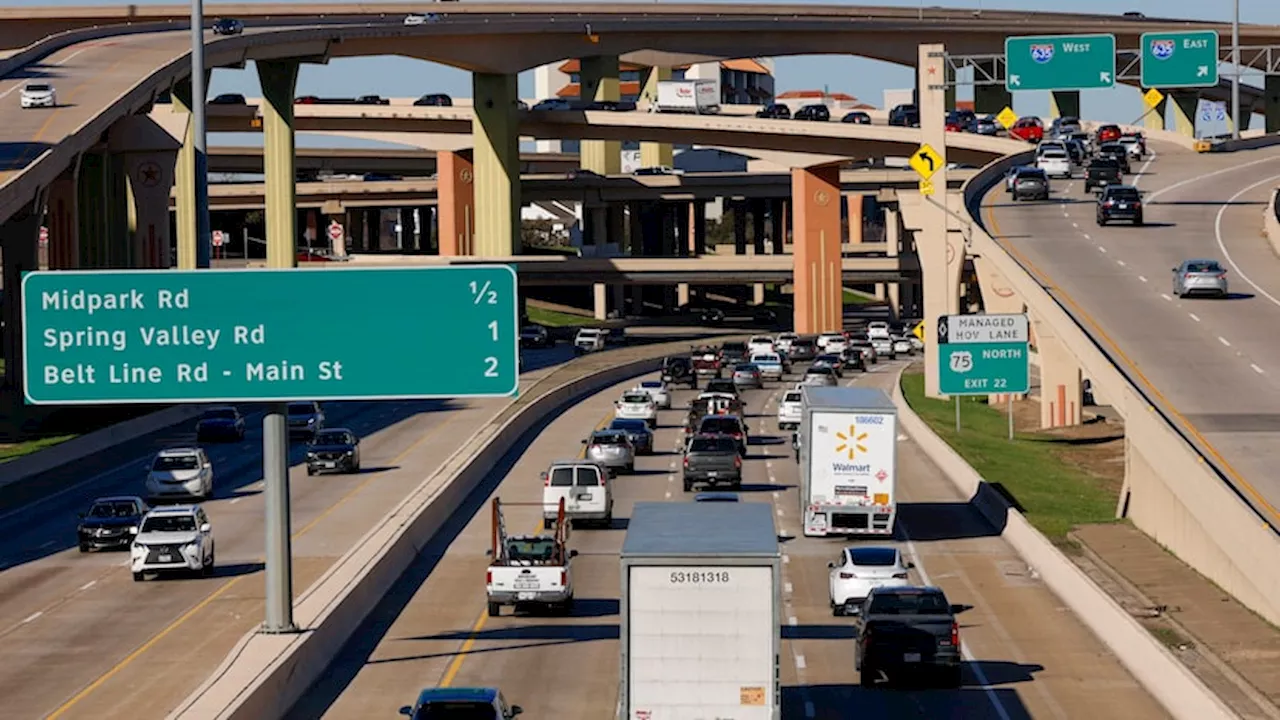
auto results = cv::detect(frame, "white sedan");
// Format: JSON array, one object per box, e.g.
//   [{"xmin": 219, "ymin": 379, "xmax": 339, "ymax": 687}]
[
  {"xmin": 829, "ymin": 546, "xmax": 913, "ymax": 615},
  {"xmin": 20, "ymin": 83, "xmax": 56, "ymax": 109},
  {"xmin": 633, "ymin": 380, "xmax": 671, "ymax": 409},
  {"xmin": 614, "ymin": 391, "xmax": 658, "ymax": 429},
  {"xmin": 747, "ymin": 335, "xmax": 775, "ymax": 356}
]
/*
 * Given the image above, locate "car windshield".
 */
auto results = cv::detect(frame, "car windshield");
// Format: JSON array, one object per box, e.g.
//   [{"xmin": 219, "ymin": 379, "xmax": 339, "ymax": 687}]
[
  {"xmin": 868, "ymin": 591, "xmax": 950, "ymax": 615},
  {"xmin": 1017, "ymin": 170, "xmax": 1046, "ymax": 179},
  {"xmin": 640, "ymin": 381, "xmax": 663, "ymax": 389},
  {"xmin": 312, "ymin": 431, "xmax": 352, "ymax": 445},
  {"xmin": 202, "ymin": 409, "xmax": 237, "ymax": 421},
  {"xmin": 849, "ymin": 548, "xmax": 899, "ymax": 566},
  {"xmin": 1186, "ymin": 262, "xmax": 1223, "ymax": 273},
  {"xmin": 152, "ymin": 455, "xmax": 198, "ymax": 471},
  {"xmin": 505, "ymin": 538, "xmax": 557, "ymax": 563},
  {"xmin": 721, "ymin": 342, "xmax": 747, "ymax": 353},
  {"xmin": 753, "ymin": 355, "xmax": 778, "ymax": 363},
  {"xmin": 1041, "ymin": 150, "xmax": 1066, "ymax": 159},
  {"xmin": 610, "ymin": 419, "xmax": 647, "ymax": 432},
  {"xmin": 699, "ymin": 417, "xmax": 741, "ymax": 434},
  {"xmin": 1108, "ymin": 189, "xmax": 1140, "ymax": 200},
  {"xmin": 793, "ymin": 339, "xmax": 814, "ymax": 348},
  {"xmin": 415, "ymin": 703, "xmax": 499, "ymax": 720},
  {"xmin": 784, "ymin": 392, "xmax": 803, "ymax": 403},
  {"xmin": 735, "ymin": 364, "xmax": 759, "ymax": 373},
  {"xmin": 690, "ymin": 436, "xmax": 738, "ymax": 453},
  {"xmin": 621, "ymin": 393, "xmax": 650, "ymax": 404},
  {"xmin": 288, "ymin": 403, "xmax": 316, "ymax": 416},
  {"xmin": 808, "ymin": 367, "xmax": 834, "ymax": 376},
  {"xmin": 141, "ymin": 514, "xmax": 197, "ymax": 533},
  {"xmin": 26, "ymin": 84, "xmax": 51, "ymax": 92},
  {"xmin": 520, "ymin": 326, "xmax": 542, "ymax": 334},
  {"xmin": 592, "ymin": 432, "xmax": 630, "ymax": 445},
  {"xmin": 705, "ymin": 380, "xmax": 736, "ymax": 393},
  {"xmin": 87, "ymin": 501, "xmax": 138, "ymax": 518},
  {"xmin": 1091, "ymin": 158, "xmax": 1119, "ymax": 168}
]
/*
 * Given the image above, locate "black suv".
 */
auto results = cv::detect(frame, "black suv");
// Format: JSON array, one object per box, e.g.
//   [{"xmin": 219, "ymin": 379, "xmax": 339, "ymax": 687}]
[
  {"xmin": 756, "ymin": 103, "xmax": 791, "ymax": 119},
  {"xmin": 1096, "ymin": 142, "xmax": 1131, "ymax": 174},
  {"xmin": 842, "ymin": 111, "xmax": 871, "ymax": 124},
  {"xmin": 1084, "ymin": 157, "xmax": 1123, "ymax": 192},
  {"xmin": 306, "ymin": 428, "xmax": 361, "ymax": 475},
  {"xmin": 212, "ymin": 18, "xmax": 243, "ymax": 35},
  {"xmin": 888, "ymin": 103, "xmax": 920, "ymax": 127},
  {"xmin": 1096, "ymin": 185, "xmax": 1144, "ymax": 226},
  {"xmin": 793, "ymin": 104, "xmax": 830, "ymax": 121},
  {"xmin": 1011, "ymin": 168, "xmax": 1050, "ymax": 201},
  {"xmin": 413, "ymin": 93, "xmax": 453, "ymax": 107}
]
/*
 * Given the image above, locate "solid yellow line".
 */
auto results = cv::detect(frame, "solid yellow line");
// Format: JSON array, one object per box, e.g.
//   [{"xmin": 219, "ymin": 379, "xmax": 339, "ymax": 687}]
[
  {"xmin": 984, "ymin": 197, "xmax": 1280, "ymax": 521},
  {"xmin": 47, "ymin": 409, "xmax": 462, "ymax": 717}
]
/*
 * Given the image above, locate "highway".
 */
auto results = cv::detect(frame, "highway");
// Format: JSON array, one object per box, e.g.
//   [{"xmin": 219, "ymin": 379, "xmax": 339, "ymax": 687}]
[
  {"xmin": 288, "ymin": 359, "xmax": 1166, "ymax": 719},
  {"xmin": 981, "ymin": 142, "xmax": 1280, "ymax": 525}
]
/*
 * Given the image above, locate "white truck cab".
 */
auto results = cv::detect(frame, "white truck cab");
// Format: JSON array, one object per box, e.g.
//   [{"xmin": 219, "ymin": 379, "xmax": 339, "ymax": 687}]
[
  {"xmin": 487, "ymin": 498, "xmax": 576, "ymax": 616},
  {"xmin": 542, "ymin": 461, "xmax": 613, "ymax": 528}
]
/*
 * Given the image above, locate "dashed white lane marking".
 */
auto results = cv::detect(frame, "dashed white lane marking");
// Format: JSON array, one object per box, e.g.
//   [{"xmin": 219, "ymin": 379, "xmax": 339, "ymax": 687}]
[
  {"xmin": 897, "ymin": 434, "xmax": 908, "ymax": 441},
  {"xmin": 1097, "ymin": 246, "xmax": 1108, "ymax": 253},
  {"xmin": 664, "ymin": 491, "xmax": 671, "ymax": 499},
  {"xmin": 784, "ymin": 582, "xmax": 793, "ymax": 594},
  {"xmin": 1160, "ymin": 293, "xmax": 1173, "ymax": 302},
  {"xmin": 795, "ymin": 654, "xmax": 808, "ymax": 670},
  {"xmin": 668, "ymin": 460, "xmax": 675, "ymax": 469},
  {"xmin": 1139, "ymin": 275, "xmax": 1148, "ymax": 283},
  {"xmin": 21, "ymin": 612, "xmax": 41, "ymax": 624},
  {"xmin": 1071, "ymin": 222, "xmax": 1079, "ymax": 228},
  {"xmin": 766, "ymin": 461, "xmax": 773, "ymax": 469},
  {"xmin": 773, "ymin": 491, "xmax": 781, "ymax": 498},
  {"xmin": 1219, "ymin": 336, "xmax": 1232, "ymax": 347},
  {"xmin": 1253, "ymin": 364, "xmax": 1266, "ymax": 375},
  {"xmin": 788, "ymin": 616, "xmax": 798, "ymax": 626},
  {"xmin": 776, "ymin": 507, "xmax": 784, "ymax": 517},
  {"xmin": 1082, "ymin": 233, "xmax": 1091, "ymax": 241},
  {"xmin": 1116, "ymin": 260, "xmax": 1126, "ymax": 267},
  {"xmin": 79, "ymin": 580, "xmax": 96, "ymax": 591},
  {"xmin": 1188, "ymin": 313, "xmax": 1201, "ymax": 323},
  {"xmin": 229, "ymin": 498, "xmax": 241, "ymax": 505},
  {"xmin": 782, "ymin": 554, "xmax": 790, "ymax": 564}
]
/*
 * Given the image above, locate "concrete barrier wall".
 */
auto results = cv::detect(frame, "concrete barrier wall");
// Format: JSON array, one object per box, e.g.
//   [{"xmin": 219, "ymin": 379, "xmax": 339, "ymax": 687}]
[
  {"xmin": 0, "ymin": 403, "xmax": 203, "ymax": 491},
  {"xmin": 169, "ymin": 346, "xmax": 695, "ymax": 719},
  {"xmin": 1264, "ymin": 187, "xmax": 1280, "ymax": 257},
  {"xmin": 890, "ymin": 374, "xmax": 1236, "ymax": 720},
  {"xmin": 1079, "ymin": 120, "xmax": 1199, "ymax": 152},
  {"xmin": 963, "ymin": 154, "xmax": 1280, "ymax": 626},
  {"xmin": 0, "ymin": 21, "xmax": 181, "ymax": 78}
]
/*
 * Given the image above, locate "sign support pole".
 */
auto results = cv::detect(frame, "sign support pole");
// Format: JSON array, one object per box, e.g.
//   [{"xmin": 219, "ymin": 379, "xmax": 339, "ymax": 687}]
[
  {"xmin": 263, "ymin": 404, "xmax": 296, "ymax": 633},
  {"xmin": 1008, "ymin": 395, "xmax": 1014, "ymax": 441},
  {"xmin": 955, "ymin": 396, "xmax": 961, "ymax": 433}
]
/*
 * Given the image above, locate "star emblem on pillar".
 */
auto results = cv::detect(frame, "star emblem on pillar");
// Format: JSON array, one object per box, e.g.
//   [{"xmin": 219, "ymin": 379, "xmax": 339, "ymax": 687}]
[
  {"xmin": 459, "ymin": 167, "xmax": 473, "ymax": 184},
  {"xmin": 138, "ymin": 162, "xmax": 161, "ymax": 188},
  {"xmin": 928, "ymin": 65, "xmax": 938, "ymax": 76}
]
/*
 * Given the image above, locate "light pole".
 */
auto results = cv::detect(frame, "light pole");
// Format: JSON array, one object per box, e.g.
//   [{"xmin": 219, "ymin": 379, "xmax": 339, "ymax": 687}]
[
  {"xmin": 190, "ymin": 0, "xmax": 212, "ymax": 267},
  {"xmin": 1232, "ymin": 0, "xmax": 1241, "ymax": 140}
]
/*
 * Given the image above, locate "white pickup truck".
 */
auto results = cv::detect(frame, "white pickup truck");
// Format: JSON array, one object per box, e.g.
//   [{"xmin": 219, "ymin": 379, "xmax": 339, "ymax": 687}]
[{"xmin": 486, "ymin": 497, "xmax": 577, "ymax": 617}]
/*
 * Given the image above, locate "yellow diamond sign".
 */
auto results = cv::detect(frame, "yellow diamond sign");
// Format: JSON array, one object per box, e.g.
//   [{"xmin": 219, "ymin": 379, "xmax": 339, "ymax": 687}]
[
  {"xmin": 995, "ymin": 106, "xmax": 1018, "ymax": 129},
  {"xmin": 910, "ymin": 143, "xmax": 942, "ymax": 181},
  {"xmin": 912, "ymin": 321, "xmax": 925, "ymax": 342},
  {"xmin": 1144, "ymin": 87, "xmax": 1165, "ymax": 108}
]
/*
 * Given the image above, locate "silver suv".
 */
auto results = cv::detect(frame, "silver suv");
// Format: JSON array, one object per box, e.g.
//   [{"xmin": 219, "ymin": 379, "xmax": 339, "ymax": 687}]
[{"xmin": 582, "ymin": 430, "xmax": 635, "ymax": 474}]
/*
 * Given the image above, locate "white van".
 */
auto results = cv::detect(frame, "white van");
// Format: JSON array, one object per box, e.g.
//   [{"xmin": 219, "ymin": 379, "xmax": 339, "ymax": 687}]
[{"xmin": 542, "ymin": 461, "xmax": 613, "ymax": 529}]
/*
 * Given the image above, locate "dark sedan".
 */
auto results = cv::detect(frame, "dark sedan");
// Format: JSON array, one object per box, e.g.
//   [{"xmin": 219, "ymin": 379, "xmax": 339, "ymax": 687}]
[
  {"xmin": 306, "ymin": 428, "xmax": 361, "ymax": 475},
  {"xmin": 196, "ymin": 405, "xmax": 246, "ymax": 442},
  {"xmin": 77, "ymin": 496, "xmax": 148, "ymax": 552},
  {"xmin": 608, "ymin": 418, "xmax": 654, "ymax": 455}
]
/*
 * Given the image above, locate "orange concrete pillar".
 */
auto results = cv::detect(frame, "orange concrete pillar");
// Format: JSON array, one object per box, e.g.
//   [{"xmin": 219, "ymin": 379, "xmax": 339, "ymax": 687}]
[
  {"xmin": 847, "ymin": 194, "xmax": 863, "ymax": 244},
  {"xmin": 46, "ymin": 168, "xmax": 79, "ymax": 269},
  {"xmin": 792, "ymin": 164, "xmax": 842, "ymax": 334},
  {"xmin": 438, "ymin": 150, "xmax": 475, "ymax": 256}
]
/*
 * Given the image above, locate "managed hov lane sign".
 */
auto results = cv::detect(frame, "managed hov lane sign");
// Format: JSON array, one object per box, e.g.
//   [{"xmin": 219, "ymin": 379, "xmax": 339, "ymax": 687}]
[{"xmin": 937, "ymin": 313, "xmax": 1029, "ymax": 395}]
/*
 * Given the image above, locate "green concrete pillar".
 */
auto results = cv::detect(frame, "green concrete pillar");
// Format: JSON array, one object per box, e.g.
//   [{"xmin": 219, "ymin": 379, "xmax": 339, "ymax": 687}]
[
  {"xmin": 639, "ymin": 66, "xmax": 674, "ymax": 168},
  {"xmin": 473, "ymin": 72, "xmax": 521, "ymax": 255},
  {"xmin": 973, "ymin": 61, "xmax": 1011, "ymax": 115},
  {"xmin": 579, "ymin": 55, "xmax": 621, "ymax": 175},
  {"xmin": 1267, "ymin": 76, "xmax": 1280, "ymax": 134},
  {"xmin": 257, "ymin": 60, "xmax": 299, "ymax": 269},
  {"xmin": 1142, "ymin": 88, "xmax": 1168, "ymax": 131},
  {"xmin": 1170, "ymin": 91, "xmax": 1198, "ymax": 138},
  {"xmin": 171, "ymin": 74, "xmax": 208, "ymax": 270},
  {"xmin": 1050, "ymin": 91, "xmax": 1080, "ymax": 119}
]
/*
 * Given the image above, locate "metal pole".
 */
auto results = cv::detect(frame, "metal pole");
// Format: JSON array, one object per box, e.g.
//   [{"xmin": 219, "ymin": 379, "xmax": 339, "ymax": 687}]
[
  {"xmin": 955, "ymin": 396, "xmax": 960, "ymax": 433},
  {"xmin": 918, "ymin": 0, "xmax": 923, "ymax": 21},
  {"xmin": 190, "ymin": 0, "xmax": 212, "ymax": 268},
  {"xmin": 1008, "ymin": 396, "xmax": 1014, "ymax": 441},
  {"xmin": 262, "ymin": 403, "xmax": 296, "ymax": 632},
  {"xmin": 1232, "ymin": 0, "xmax": 1241, "ymax": 140}
]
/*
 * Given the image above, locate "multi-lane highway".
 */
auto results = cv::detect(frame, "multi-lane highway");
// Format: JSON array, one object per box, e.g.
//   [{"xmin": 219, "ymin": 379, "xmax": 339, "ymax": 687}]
[
  {"xmin": 287, "ymin": 358, "xmax": 1166, "ymax": 719},
  {"xmin": 982, "ymin": 142, "xmax": 1280, "ymax": 523}
]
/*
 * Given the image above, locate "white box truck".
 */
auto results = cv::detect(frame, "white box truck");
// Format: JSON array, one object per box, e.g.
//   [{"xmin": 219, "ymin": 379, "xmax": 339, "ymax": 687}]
[
  {"xmin": 656, "ymin": 79, "xmax": 721, "ymax": 114},
  {"xmin": 619, "ymin": 502, "xmax": 780, "ymax": 720},
  {"xmin": 798, "ymin": 386, "xmax": 898, "ymax": 537}
]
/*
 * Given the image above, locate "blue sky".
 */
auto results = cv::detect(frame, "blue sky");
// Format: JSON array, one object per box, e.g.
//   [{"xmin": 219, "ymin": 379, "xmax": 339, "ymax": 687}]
[{"xmin": 8, "ymin": 1, "xmax": 1277, "ymax": 147}]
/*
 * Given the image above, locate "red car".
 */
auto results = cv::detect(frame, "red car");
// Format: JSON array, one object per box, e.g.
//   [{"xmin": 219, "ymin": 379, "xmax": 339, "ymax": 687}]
[
  {"xmin": 1008, "ymin": 117, "xmax": 1044, "ymax": 143},
  {"xmin": 1097, "ymin": 124, "xmax": 1122, "ymax": 143}
]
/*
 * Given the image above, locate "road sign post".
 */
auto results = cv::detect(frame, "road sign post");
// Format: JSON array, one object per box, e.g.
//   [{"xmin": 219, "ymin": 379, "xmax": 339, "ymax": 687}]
[
  {"xmin": 1005, "ymin": 34, "xmax": 1116, "ymax": 91},
  {"xmin": 21, "ymin": 266, "xmax": 519, "ymax": 404},
  {"xmin": 937, "ymin": 313, "xmax": 1030, "ymax": 436},
  {"xmin": 1140, "ymin": 31, "xmax": 1219, "ymax": 89}
]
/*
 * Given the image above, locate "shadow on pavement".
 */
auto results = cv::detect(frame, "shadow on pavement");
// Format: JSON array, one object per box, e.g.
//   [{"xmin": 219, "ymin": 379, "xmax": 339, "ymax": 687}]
[
  {"xmin": 897, "ymin": 495, "xmax": 1005, "ymax": 541},
  {"xmin": 783, "ymin": 683, "xmax": 1033, "ymax": 719}
]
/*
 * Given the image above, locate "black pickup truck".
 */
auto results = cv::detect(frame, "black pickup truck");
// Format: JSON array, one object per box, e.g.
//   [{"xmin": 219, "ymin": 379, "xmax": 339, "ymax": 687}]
[
  {"xmin": 854, "ymin": 586, "xmax": 966, "ymax": 688},
  {"xmin": 1084, "ymin": 157, "xmax": 1123, "ymax": 192},
  {"xmin": 682, "ymin": 434, "xmax": 743, "ymax": 492},
  {"xmin": 719, "ymin": 341, "xmax": 749, "ymax": 366}
]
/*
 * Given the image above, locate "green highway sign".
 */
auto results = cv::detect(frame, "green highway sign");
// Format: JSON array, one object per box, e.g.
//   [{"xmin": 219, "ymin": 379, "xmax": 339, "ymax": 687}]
[
  {"xmin": 937, "ymin": 313, "xmax": 1030, "ymax": 396},
  {"xmin": 22, "ymin": 266, "xmax": 519, "ymax": 404},
  {"xmin": 1141, "ymin": 31, "xmax": 1219, "ymax": 89},
  {"xmin": 1005, "ymin": 34, "xmax": 1116, "ymax": 92}
]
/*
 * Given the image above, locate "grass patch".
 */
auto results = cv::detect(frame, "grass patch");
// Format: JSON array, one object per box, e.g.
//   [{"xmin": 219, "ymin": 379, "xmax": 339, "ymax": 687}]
[
  {"xmin": 900, "ymin": 370, "xmax": 1118, "ymax": 540},
  {"xmin": 0, "ymin": 434, "xmax": 76, "ymax": 463},
  {"xmin": 526, "ymin": 305, "xmax": 595, "ymax": 328},
  {"xmin": 1149, "ymin": 625, "xmax": 1192, "ymax": 650},
  {"xmin": 842, "ymin": 287, "xmax": 880, "ymax": 305}
]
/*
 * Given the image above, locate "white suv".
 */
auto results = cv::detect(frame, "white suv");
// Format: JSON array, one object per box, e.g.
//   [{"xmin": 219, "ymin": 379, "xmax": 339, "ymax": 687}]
[
  {"xmin": 615, "ymin": 390, "xmax": 658, "ymax": 429},
  {"xmin": 777, "ymin": 390, "xmax": 803, "ymax": 431},
  {"xmin": 130, "ymin": 505, "xmax": 215, "ymax": 580},
  {"xmin": 747, "ymin": 335, "xmax": 775, "ymax": 356},
  {"xmin": 145, "ymin": 447, "xmax": 213, "ymax": 501},
  {"xmin": 19, "ymin": 83, "xmax": 56, "ymax": 109},
  {"xmin": 573, "ymin": 328, "xmax": 606, "ymax": 354}
]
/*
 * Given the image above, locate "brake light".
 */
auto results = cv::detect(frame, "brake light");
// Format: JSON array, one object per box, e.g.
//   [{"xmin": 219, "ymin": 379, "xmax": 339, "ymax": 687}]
[
  {"xmin": 486, "ymin": 570, "xmax": 492, "ymax": 584},
  {"xmin": 733, "ymin": 456, "xmax": 742, "ymax": 468},
  {"xmin": 950, "ymin": 621, "xmax": 960, "ymax": 648},
  {"xmin": 732, "ymin": 432, "xmax": 742, "ymax": 439},
  {"xmin": 560, "ymin": 569, "xmax": 567, "ymax": 586},
  {"xmin": 683, "ymin": 456, "xmax": 689, "ymax": 468},
  {"xmin": 590, "ymin": 444, "xmax": 601, "ymax": 452},
  {"xmin": 542, "ymin": 473, "xmax": 550, "ymax": 487}
]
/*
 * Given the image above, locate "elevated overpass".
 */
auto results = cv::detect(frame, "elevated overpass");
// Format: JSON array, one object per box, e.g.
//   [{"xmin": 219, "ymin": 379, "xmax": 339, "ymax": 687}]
[{"xmin": 208, "ymin": 146, "xmax": 581, "ymax": 175}]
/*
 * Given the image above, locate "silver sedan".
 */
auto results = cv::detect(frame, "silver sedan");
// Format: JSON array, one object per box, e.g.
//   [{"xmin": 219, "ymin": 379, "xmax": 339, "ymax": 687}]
[{"xmin": 1172, "ymin": 259, "xmax": 1229, "ymax": 299}]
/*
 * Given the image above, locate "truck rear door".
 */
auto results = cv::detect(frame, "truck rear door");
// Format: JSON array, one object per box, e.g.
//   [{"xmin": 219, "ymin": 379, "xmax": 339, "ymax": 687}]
[
  {"xmin": 568, "ymin": 465, "xmax": 606, "ymax": 515},
  {"xmin": 542, "ymin": 466, "xmax": 574, "ymax": 515}
]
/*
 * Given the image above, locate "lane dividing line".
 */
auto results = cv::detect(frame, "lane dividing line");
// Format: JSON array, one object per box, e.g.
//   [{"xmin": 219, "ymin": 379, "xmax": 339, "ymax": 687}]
[
  {"xmin": 1219, "ymin": 336, "xmax": 1232, "ymax": 347},
  {"xmin": 21, "ymin": 612, "xmax": 42, "ymax": 624},
  {"xmin": 1253, "ymin": 364, "xmax": 1266, "ymax": 375},
  {"xmin": 1161, "ymin": 293, "xmax": 1173, "ymax": 302},
  {"xmin": 1117, "ymin": 260, "xmax": 1126, "ymax": 268},
  {"xmin": 1098, "ymin": 246, "xmax": 1107, "ymax": 253},
  {"xmin": 1138, "ymin": 275, "xmax": 1148, "ymax": 283},
  {"xmin": 1189, "ymin": 313, "xmax": 1201, "ymax": 323},
  {"xmin": 1213, "ymin": 173, "xmax": 1280, "ymax": 309}
]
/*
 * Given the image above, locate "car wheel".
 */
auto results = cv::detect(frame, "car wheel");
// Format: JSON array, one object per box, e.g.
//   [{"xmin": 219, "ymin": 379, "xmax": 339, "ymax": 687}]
[
  {"xmin": 860, "ymin": 664, "xmax": 877, "ymax": 687},
  {"xmin": 133, "ymin": 572, "xmax": 145, "ymax": 582},
  {"xmin": 351, "ymin": 462, "xmax": 361, "ymax": 474},
  {"xmin": 543, "ymin": 517, "xmax": 554, "ymax": 530},
  {"xmin": 1097, "ymin": 216, "xmax": 1105, "ymax": 226},
  {"xmin": 202, "ymin": 552, "xmax": 214, "ymax": 577},
  {"xmin": 306, "ymin": 466, "xmax": 315, "ymax": 476},
  {"xmin": 1134, "ymin": 214, "xmax": 1144, "ymax": 226},
  {"xmin": 683, "ymin": 479, "xmax": 693, "ymax": 492},
  {"xmin": 625, "ymin": 463, "xmax": 635, "ymax": 474},
  {"xmin": 78, "ymin": 542, "xmax": 90, "ymax": 553},
  {"xmin": 487, "ymin": 602, "xmax": 501, "ymax": 617}
]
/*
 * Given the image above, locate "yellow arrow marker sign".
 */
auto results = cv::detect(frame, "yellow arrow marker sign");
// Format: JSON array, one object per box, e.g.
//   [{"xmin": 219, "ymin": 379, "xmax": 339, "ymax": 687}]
[
  {"xmin": 918, "ymin": 178, "xmax": 935, "ymax": 197},
  {"xmin": 910, "ymin": 143, "xmax": 942, "ymax": 181},
  {"xmin": 912, "ymin": 321, "xmax": 925, "ymax": 342},
  {"xmin": 1144, "ymin": 87, "xmax": 1165, "ymax": 108},
  {"xmin": 995, "ymin": 106, "xmax": 1018, "ymax": 130}
]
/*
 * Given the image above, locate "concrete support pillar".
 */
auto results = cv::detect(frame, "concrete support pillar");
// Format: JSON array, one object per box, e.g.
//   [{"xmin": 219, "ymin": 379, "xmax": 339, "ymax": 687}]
[
  {"xmin": 639, "ymin": 66, "xmax": 674, "ymax": 168},
  {"xmin": 752, "ymin": 283, "xmax": 765, "ymax": 305},
  {"xmin": 1035, "ymin": 320, "xmax": 1084, "ymax": 428},
  {"xmin": 732, "ymin": 201, "xmax": 747, "ymax": 255},
  {"xmin": 1142, "ymin": 88, "xmax": 1168, "ymax": 131},
  {"xmin": 847, "ymin": 194, "xmax": 863, "ymax": 245},
  {"xmin": 579, "ymin": 55, "xmax": 621, "ymax": 175},
  {"xmin": 45, "ymin": 165, "xmax": 79, "ymax": 269},
  {"xmin": 675, "ymin": 202, "xmax": 691, "ymax": 257},
  {"xmin": 1, "ymin": 202, "xmax": 40, "ymax": 390},
  {"xmin": 109, "ymin": 115, "xmax": 180, "ymax": 269},
  {"xmin": 973, "ymin": 61, "xmax": 1011, "ymax": 114},
  {"xmin": 791, "ymin": 164, "xmax": 842, "ymax": 334},
  {"xmin": 473, "ymin": 72, "xmax": 521, "ymax": 255},
  {"xmin": 438, "ymin": 150, "xmax": 475, "ymax": 256},
  {"xmin": 1049, "ymin": 91, "xmax": 1080, "ymax": 119},
  {"xmin": 170, "ymin": 74, "xmax": 208, "ymax": 270},
  {"xmin": 328, "ymin": 212, "xmax": 348, "ymax": 257},
  {"xmin": 677, "ymin": 282, "xmax": 690, "ymax": 307},
  {"xmin": 750, "ymin": 199, "xmax": 767, "ymax": 255},
  {"xmin": 1170, "ymin": 91, "xmax": 1198, "ymax": 138},
  {"xmin": 1266, "ymin": 75, "xmax": 1280, "ymax": 134},
  {"xmin": 693, "ymin": 201, "xmax": 707, "ymax": 255},
  {"xmin": 918, "ymin": 43, "xmax": 955, "ymax": 398},
  {"xmin": 257, "ymin": 60, "xmax": 299, "ymax": 269},
  {"xmin": 769, "ymin": 198, "xmax": 784, "ymax": 254},
  {"xmin": 75, "ymin": 151, "xmax": 130, "ymax": 268},
  {"xmin": 593, "ymin": 282, "xmax": 608, "ymax": 321}
]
